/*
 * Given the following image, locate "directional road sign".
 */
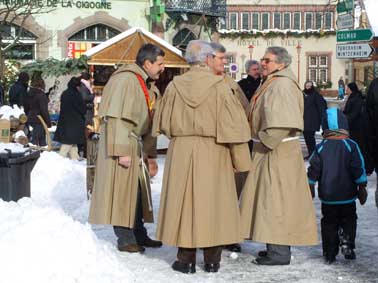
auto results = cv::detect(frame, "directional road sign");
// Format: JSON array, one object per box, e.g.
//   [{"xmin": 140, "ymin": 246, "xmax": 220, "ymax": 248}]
[
  {"xmin": 336, "ymin": 13, "xmax": 354, "ymax": 30},
  {"xmin": 336, "ymin": 29, "xmax": 374, "ymax": 42},
  {"xmin": 337, "ymin": 0, "xmax": 353, "ymax": 14},
  {"xmin": 336, "ymin": 43, "xmax": 374, "ymax": 59}
]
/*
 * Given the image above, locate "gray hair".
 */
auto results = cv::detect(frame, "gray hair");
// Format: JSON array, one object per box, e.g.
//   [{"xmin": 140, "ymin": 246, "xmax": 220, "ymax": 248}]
[
  {"xmin": 185, "ymin": 40, "xmax": 214, "ymax": 65},
  {"xmin": 266, "ymin": 46, "xmax": 292, "ymax": 67},
  {"xmin": 210, "ymin": 42, "xmax": 226, "ymax": 53},
  {"xmin": 245, "ymin": 60, "xmax": 259, "ymax": 73}
]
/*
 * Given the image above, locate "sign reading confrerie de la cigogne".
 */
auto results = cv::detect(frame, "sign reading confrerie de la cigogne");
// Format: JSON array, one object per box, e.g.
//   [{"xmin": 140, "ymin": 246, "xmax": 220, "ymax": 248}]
[{"xmin": 0, "ymin": 0, "xmax": 112, "ymax": 9}]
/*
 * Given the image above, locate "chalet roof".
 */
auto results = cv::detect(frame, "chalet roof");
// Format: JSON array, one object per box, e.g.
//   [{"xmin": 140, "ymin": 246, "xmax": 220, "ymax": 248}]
[{"xmin": 85, "ymin": 27, "xmax": 188, "ymax": 68}]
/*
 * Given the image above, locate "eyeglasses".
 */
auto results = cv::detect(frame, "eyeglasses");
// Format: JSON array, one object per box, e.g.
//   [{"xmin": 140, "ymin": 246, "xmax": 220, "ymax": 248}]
[{"xmin": 260, "ymin": 58, "xmax": 275, "ymax": 64}]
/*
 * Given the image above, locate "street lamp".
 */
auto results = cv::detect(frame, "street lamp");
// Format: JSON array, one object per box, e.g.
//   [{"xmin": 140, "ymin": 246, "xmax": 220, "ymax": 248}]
[
  {"xmin": 248, "ymin": 44, "xmax": 254, "ymax": 60},
  {"xmin": 296, "ymin": 43, "xmax": 302, "ymax": 84}
]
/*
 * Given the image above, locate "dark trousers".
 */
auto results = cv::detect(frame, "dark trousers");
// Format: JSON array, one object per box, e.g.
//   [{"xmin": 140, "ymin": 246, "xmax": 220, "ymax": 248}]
[
  {"xmin": 321, "ymin": 202, "xmax": 357, "ymax": 257},
  {"xmin": 177, "ymin": 246, "xmax": 222, "ymax": 264},
  {"xmin": 113, "ymin": 185, "xmax": 148, "ymax": 247},
  {"xmin": 303, "ymin": 130, "xmax": 316, "ymax": 157},
  {"xmin": 29, "ymin": 123, "xmax": 47, "ymax": 146}
]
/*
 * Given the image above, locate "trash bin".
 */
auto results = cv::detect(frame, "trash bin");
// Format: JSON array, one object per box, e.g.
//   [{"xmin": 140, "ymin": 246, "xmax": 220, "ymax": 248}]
[{"xmin": 0, "ymin": 149, "xmax": 40, "ymax": 202}]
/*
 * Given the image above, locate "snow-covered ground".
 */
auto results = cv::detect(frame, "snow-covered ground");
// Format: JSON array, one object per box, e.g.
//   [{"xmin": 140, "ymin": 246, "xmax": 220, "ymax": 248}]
[{"xmin": 1, "ymin": 151, "xmax": 378, "ymax": 283}]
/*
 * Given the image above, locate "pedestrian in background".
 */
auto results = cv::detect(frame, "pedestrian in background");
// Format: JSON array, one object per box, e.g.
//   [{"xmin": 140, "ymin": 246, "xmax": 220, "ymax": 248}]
[
  {"xmin": 9, "ymin": 72, "xmax": 29, "ymax": 107},
  {"xmin": 303, "ymin": 80, "xmax": 327, "ymax": 159},
  {"xmin": 54, "ymin": 77, "xmax": 86, "ymax": 160},
  {"xmin": 24, "ymin": 78, "xmax": 51, "ymax": 146},
  {"xmin": 238, "ymin": 59, "xmax": 261, "ymax": 102},
  {"xmin": 366, "ymin": 77, "xmax": 378, "ymax": 208}
]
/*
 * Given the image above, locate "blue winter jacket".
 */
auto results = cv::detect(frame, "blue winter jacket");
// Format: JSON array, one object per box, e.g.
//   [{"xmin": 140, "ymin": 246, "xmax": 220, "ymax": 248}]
[{"xmin": 307, "ymin": 138, "xmax": 367, "ymax": 204}]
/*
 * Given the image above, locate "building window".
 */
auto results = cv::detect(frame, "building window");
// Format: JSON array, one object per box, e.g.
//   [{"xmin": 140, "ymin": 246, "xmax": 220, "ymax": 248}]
[
  {"xmin": 229, "ymin": 13, "xmax": 238, "ymax": 29},
  {"xmin": 252, "ymin": 13, "xmax": 259, "ymax": 29},
  {"xmin": 324, "ymin": 12, "xmax": 333, "ymax": 29},
  {"xmin": 241, "ymin": 12, "xmax": 250, "ymax": 30},
  {"xmin": 283, "ymin": 12, "xmax": 291, "ymax": 29},
  {"xmin": 273, "ymin": 12, "xmax": 281, "ymax": 29},
  {"xmin": 293, "ymin": 12, "xmax": 301, "ymax": 30},
  {"xmin": 262, "ymin": 12, "xmax": 270, "ymax": 30},
  {"xmin": 0, "ymin": 23, "xmax": 37, "ymax": 60},
  {"xmin": 69, "ymin": 24, "xmax": 120, "ymax": 42},
  {"xmin": 315, "ymin": 12, "xmax": 323, "ymax": 29},
  {"xmin": 220, "ymin": 17, "xmax": 226, "ymax": 29},
  {"xmin": 305, "ymin": 12, "xmax": 313, "ymax": 30},
  {"xmin": 307, "ymin": 54, "xmax": 330, "ymax": 84}
]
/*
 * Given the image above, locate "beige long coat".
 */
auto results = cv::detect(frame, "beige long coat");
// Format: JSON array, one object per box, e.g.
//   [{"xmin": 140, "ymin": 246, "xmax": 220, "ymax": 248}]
[
  {"xmin": 89, "ymin": 64, "xmax": 157, "ymax": 227},
  {"xmin": 240, "ymin": 68, "xmax": 318, "ymax": 246},
  {"xmin": 152, "ymin": 67, "xmax": 251, "ymax": 248}
]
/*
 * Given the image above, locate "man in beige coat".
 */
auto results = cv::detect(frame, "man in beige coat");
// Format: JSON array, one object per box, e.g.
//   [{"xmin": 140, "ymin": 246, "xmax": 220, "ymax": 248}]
[
  {"xmin": 153, "ymin": 40, "xmax": 251, "ymax": 274},
  {"xmin": 240, "ymin": 46, "xmax": 318, "ymax": 265},
  {"xmin": 89, "ymin": 44, "xmax": 165, "ymax": 253},
  {"xmin": 209, "ymin": 42, "xmax": 249, "ymax": 254}
]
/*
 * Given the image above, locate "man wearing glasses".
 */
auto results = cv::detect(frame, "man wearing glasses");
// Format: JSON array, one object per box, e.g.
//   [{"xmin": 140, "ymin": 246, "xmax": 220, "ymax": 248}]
[{"xmin": 240, "ymin": 46, "xmax": 318, "ymax": 265}]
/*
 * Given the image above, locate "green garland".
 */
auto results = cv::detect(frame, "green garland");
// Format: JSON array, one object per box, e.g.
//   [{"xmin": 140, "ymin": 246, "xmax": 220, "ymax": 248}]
[
  {"xmin": 219, "ymin": 29, "xmax": 336, "ymax": 39},
  {"xmin": 21, "ymin": 56, "xmax": 88, "ymax": 77}
]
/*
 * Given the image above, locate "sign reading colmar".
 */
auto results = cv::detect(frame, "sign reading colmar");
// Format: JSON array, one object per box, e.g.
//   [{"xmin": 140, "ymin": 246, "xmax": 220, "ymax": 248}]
[
  {"xmin": 336, "ymin": 29, "xmax": 374, "ymax": 43},
  {"xmin": 0, "ymin": 0, "xmax": 112, "ymax": 9}
]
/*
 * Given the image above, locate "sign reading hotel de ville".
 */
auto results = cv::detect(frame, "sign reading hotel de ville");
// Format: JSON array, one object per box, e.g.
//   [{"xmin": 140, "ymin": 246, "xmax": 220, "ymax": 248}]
[{"xmin": 0, "ymin": 0, "xmax": 112, "ymax": 9}]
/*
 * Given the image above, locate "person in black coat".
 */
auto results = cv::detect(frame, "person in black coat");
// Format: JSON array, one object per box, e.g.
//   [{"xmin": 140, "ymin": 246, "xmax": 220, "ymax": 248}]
[
  {"xmin": 303, "ymin": 80, "xmax": 327, "ymax": 158},
  {"xmin": 54, "ymin": 77, "xmax": 86, "ymax": 160},
  {"xmin": 77, "ymin": 72, "xmax": 95, "ymax": 158},
  {"xmin": 343, "ymin": 82, "xmax": 373, "ymax": 174},
  {"xmin": 0, "ymin": 80, "xmax": 4, "ymax": 107},
  {"xmin": 8, "ymin": 72, "xmax": 29, "ymax": 107},
  {"xmin": 24, "ymin": 78, "xmax": 51, "ymax": 146},
  {"xmin": 238, "ymin": 60, "xmax": 261, "ymax": 102},
  {"xmin": 79, "ymin": 72, "xmax": 95, "ymax": 126},
  {"xmin": 366, "ymin": 77, "xmax": 378, "ymax": 208}
]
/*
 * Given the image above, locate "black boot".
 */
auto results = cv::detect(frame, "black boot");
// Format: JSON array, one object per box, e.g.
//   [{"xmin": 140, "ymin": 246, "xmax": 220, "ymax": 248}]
[
  {"xmin": 257, "ymin": 250, "xmax": 268, "ymax": 257},
  {"xmin": 204, "ymin": 263, "xmax": 220, "ymax": 273},
  {"xmin": 253, "ymin": 256, "xmax": 290, "ymax": 265},
  {"xmin": 137, "ymin": 236, "xmax": 162, "ymax": 248},
  {"xmin": 171, "ymin": 261, "xmax": 196, "ymax": 274}
]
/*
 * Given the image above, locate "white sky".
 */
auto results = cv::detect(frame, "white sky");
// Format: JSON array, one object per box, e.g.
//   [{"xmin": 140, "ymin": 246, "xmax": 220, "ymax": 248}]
[{"xmin": 364, "ymin": 0, "xmax": 378, "ymax": 35}]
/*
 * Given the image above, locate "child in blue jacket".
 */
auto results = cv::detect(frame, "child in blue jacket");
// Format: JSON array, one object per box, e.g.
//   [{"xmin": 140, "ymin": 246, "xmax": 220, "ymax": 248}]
[{"xmin": 307, "ymin": 107, "xmax": 367, "ymax": 264}]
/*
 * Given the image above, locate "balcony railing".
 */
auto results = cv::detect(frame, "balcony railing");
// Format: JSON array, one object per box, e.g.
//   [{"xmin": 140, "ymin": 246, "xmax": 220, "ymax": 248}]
[{"xmin": 164, "ymin": 0, "xmax": 226, "ymax": 17}]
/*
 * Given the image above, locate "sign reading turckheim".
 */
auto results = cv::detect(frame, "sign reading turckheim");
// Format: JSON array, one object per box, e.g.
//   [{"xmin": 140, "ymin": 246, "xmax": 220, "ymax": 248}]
[
  {"xmin": 336, "ymin": 43, "xmax": 373, "ymax": 59},
  {"xmin": 0, "ymin": 0, "xmax": 112, "ymax": 9}
]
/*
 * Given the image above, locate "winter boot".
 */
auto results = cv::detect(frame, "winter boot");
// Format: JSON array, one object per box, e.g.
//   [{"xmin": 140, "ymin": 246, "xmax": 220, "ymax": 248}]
[{"xmin": 171, "ymin": 261, "xmax": 196, "ymax": 274}]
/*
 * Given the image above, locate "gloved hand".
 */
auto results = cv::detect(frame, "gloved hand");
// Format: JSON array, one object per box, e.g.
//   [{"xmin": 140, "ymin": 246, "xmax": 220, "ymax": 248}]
[
  {"xmin": 357, "ymin": 184, "xmax": 368, "ymax": 205},
  {"xmin": 309, "ymin": 184, "xmax": 315, "ymax": 199}
]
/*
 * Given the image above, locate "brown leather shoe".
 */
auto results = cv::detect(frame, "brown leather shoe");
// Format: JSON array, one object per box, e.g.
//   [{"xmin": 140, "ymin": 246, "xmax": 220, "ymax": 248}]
[
  {"xmin": 138, "ymin": 237, "xmax": 162, "ymax": 248},
  {"xmin": 118, "ymin": 243, "xmax": 145, "ymax": 253}
]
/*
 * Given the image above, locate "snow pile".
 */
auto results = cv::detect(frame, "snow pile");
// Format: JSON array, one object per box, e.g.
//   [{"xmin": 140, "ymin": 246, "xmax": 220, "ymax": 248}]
[
  {"xmin": 0, "ymin": 105, "xmax": 25, "ymax": 120},
  {"xmin": 0, "ymin": 142, "xmax": 28, "ymax": 154},
  {"xmin": 0, "ymin": 198, "xmax": 134, "ymax": 283},
  {"xmin": 0, "ymin": 152, "xmax": 135, "ymax": 283}
]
